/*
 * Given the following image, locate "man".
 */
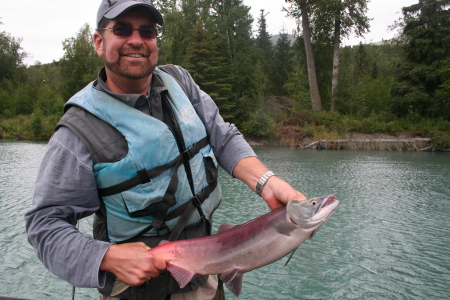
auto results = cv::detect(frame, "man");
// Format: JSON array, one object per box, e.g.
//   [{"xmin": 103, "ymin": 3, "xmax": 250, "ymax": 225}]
[{"xmin": 25, "ymin": 1, "xmax": 306, "ymax": 299}]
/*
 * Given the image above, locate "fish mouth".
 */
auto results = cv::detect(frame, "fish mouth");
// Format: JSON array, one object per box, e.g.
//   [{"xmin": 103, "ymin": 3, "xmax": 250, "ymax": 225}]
[
  {"xmin": 318, "ymin": 195, "xmax": 336, "ymax": 211},
  {"xmin": 311, "ymin": 195, "xmax": 339, "ymax": 223},
  {"xmin": 307, "ymin": 195, "xmax": 338, "ymax": 238}
]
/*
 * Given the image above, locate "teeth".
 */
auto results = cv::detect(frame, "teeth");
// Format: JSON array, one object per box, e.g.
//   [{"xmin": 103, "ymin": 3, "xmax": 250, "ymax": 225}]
[{"xmin": 127, "ymin": 54, "xmax": 143, "ymax": 57}]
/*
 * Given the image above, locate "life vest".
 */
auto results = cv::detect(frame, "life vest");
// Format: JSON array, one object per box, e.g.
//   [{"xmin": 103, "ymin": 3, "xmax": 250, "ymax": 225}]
[{"xmin": 64, "ymin": 68, "xmax": 222, "ymax": 243}]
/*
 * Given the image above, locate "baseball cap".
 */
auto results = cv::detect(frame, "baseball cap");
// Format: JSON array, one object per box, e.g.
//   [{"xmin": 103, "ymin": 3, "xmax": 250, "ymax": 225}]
[{"xmin": 97, "ymin": 0, "xmax": 164, "ymax": 27}]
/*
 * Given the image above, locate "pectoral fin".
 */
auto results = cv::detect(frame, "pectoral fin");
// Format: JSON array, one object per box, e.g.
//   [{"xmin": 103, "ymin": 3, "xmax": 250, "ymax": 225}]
[
  {"xmin": 166, "ymin": 262, "xmax": 196, "ymax": 288},
  {"xmin": 221, "ymin": 268, "xmax": 243, "ymax": 297},
  {"xmin": 111, "ymin": 279, "xmax": 130, "ymax": 296},
  {"xmin": 274, "ymin": 220, "xmax": 297, "ymax": 236}
]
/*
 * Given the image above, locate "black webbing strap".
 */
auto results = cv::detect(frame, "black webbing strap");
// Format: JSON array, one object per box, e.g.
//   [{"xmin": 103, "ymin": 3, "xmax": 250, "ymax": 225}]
[
  {"xmin": 122, "ymin": 176, "xmax": 218, "ymax": 241},
  {"xmin": 97, "ymin": 137, "xmax": 209, "ymax": 197},
  {"xmin": 167, "ymin": 178, "xmax": 218, "ymax": 241},
  {"xmin": 150, "ymin": 137, "xmax": 209, "ymax": 228},
  {"xmin": 151, "ymin": 137, "xmax": 210, "ymax": 230}
]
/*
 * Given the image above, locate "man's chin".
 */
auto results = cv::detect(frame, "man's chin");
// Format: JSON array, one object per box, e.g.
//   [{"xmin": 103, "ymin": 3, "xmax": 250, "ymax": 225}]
[{"xmin": 106, "ymin": 65, "xmax": 156, "ymax": 80}]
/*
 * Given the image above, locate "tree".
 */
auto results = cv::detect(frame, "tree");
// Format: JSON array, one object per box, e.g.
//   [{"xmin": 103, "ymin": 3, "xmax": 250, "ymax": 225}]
[
  {"xmin": 255, "ymin": 9, "xmax": 273, "ymax": 89},
  {"xmin": 391, "ymin": 0, "xmax": 450, "ymax": 119},
  {"xmin": 58, "ymin": 23, "xmax": 103, "ymax": 100},
  {"xmin": 324, "ymin": 0, "xmax": 370, "ymax": 112},
  {"xmin": 0, "ymin": 31, "xmax": 27, "ymax": 83},
  {"xmin": 271, "ymin": 30, "xmax": 295, "ymax": 95},
  {"xmin": 285, "ymin": 0, "xmax": 323, "ymax": 111},
  {"xmin": 0, "ymin": 29, "xmax": 28, "ymax": 116}
]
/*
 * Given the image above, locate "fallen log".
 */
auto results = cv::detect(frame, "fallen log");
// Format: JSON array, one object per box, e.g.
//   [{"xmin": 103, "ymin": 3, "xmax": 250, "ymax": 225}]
[
  {"xmin": 11, "ymin": 131, "xmax": 24, "ymax": 140},
  {"xmin": 300, "ymin": 138, "xmax": 433, "ymax": 151}
]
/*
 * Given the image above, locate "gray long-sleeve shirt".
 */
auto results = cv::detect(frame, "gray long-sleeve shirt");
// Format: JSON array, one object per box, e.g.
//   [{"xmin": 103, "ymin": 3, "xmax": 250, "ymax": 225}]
[{"xmin": 25, "ymin": 65, "xmax": 255, "ymax": 288}]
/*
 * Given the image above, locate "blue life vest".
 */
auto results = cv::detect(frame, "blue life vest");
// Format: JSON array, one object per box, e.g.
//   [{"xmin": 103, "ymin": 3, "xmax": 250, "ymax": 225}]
[{"xmin": 66, "ymin": 68, "xmax": 222, "ymax": 243}]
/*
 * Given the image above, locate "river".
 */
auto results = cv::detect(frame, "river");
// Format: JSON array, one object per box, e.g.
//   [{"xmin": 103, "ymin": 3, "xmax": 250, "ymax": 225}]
[{"xmin": 1, "ymin": 140, "xmax": 449, "ymax": 299}]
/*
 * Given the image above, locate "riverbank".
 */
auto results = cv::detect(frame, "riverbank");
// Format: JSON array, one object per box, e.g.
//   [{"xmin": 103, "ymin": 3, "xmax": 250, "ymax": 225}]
[
  {"xmin": 245, "ymin": 132, "xmax": 448, "ymax": 151},
  {"xmin": 1, "ymin": 114, "xmax": 450, "ymax": 151}
]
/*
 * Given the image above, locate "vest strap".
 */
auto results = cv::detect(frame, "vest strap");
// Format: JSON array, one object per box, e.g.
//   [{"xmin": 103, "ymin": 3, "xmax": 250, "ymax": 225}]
[
  {"xmin": 129, "ymin": 176, "xmax": 218, "ymax": 241},
  {"xmin": 98, "ymin": 137, "xmax": 209, "ymax": 197},
  {"xmin": 167, "ymin": 178, "xmax": 218, "ymax": 241},
  {"xmin": 151, "ymin": 136, "xmax": 210, "ymax": 228}
]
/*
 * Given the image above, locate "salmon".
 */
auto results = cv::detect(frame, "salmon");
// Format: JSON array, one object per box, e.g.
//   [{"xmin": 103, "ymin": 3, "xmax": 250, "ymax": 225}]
[{"xmin": 112, "ymin": 195, "xmax": 339, "ymax": 296}]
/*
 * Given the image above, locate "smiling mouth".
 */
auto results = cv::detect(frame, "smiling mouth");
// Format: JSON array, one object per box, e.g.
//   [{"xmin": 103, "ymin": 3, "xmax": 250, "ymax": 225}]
[{"xmin": 124, "ymin": 54, "xmax": 146, "ymax": 58}]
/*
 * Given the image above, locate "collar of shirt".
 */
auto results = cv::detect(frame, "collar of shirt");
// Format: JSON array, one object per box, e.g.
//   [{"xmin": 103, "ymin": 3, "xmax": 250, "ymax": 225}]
[{"xmin": 93, "ymin": 67, "xmax": 167, "ymax": 118}]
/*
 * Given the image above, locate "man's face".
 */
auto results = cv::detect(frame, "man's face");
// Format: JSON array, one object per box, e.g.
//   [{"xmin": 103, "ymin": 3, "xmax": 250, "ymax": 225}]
[{"xmin": 94, "ymin": 9, "xmax": 158, "ymax": 82}]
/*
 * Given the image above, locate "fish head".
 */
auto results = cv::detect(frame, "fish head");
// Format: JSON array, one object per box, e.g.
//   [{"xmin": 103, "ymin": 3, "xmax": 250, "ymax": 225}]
[{"xmin": 286, "ymin": 195, "xmax": 339, "ymax": 236}]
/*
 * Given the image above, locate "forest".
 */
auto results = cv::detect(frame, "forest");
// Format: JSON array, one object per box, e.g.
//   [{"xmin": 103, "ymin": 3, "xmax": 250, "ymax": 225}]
[{"xmin": 1, "ymin": 0, "xmax": 449, "ymax": 150}]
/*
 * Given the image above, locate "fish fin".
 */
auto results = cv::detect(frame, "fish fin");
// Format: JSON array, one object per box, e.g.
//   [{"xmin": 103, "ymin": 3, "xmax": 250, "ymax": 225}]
[
  {"xmin": 274, "ymin": 220, "xmax": 297, "ymax": 236},
  {"xmin": 166, "ymin": 262, "xmax": 196, "ymax": 289},
  {"xmin": 158, "ymin": 239, "xmax": 170, "ymax": 246},
  {"xmin": 221, "ymin": 269, "xmax": 243, "ymax": 297},
  {"xmin": 111, "ymin": 279, "xmax": 130, "ymax": 296},
  {"xmin": 284, "ymin": 248, "xmax": 298, "ymax": 267},
  {"xmin": 221, "ymin": 268, "xmax": 239, "ymax": 283},
  {"xmin": 218, "ymin": 224, "xmax": 235, "ymax": 233}
]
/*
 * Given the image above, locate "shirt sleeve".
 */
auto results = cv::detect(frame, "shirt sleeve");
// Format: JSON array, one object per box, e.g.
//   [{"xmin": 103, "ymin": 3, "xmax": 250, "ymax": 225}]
[
  {"xmin": 25, "ymin": 126, "xmax": 111, "ymax": 288},
  {"xmin": 174, "ymin": 65, "xmax": 256, "ymax": 175}
]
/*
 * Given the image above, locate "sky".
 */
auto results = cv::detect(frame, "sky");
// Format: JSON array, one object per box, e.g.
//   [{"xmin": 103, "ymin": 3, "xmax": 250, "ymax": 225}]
[{"xmin": 1, "ymin": 0, "xmax": 418, "ymax": 66}]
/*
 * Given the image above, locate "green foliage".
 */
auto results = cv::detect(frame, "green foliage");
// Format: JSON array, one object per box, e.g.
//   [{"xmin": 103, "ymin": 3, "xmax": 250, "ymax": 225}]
[
  {"xmin": 270, "ymin": 32, "xmax": 295, "ymax": 95},
  {"xmin": 392, "ymin": 0, "xmax": 450, "ymax": 119},
  {"xmin": 430, "ymin": 131, "xmax": 450, "ymax": 150},
  {"xmin": 0, "ymin": 114, "xmax": 59, "ymax": 140},
  {"xmin": 241, "ymin": 108, "xmax": 277, "ymax": 138},
  {"xmin": 58, "ymin": 23, "xmax": 103, "ymax": 100},
  {"xmin": 34, "ymin": 84, "xmax": 65, "ymax": 116},
  {"xmin": 30, "ymin": 113, "xmax": 43, "ymax": 138},
  {"xmin": 0, "ymin": 31, "xmax": 27, "ymax": 82},
  {"xmin": 0, "ymin": 0, "xmax": 449, "ymax": 143}
]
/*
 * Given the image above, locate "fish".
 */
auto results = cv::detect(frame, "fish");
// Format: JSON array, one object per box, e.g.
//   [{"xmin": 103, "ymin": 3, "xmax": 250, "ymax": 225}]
[{"xmin": 112, "ymin": 194, "xmax": 339, "ymax": 297}]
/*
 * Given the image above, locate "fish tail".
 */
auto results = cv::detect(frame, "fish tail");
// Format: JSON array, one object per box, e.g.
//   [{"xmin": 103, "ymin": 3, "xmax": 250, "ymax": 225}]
[{"xmin": 111, "ymin": 279, "xmax": 130, "ymax": 297}]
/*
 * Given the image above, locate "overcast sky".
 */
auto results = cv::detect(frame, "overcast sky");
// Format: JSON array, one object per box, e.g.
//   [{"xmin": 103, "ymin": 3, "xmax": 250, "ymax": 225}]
[{"xmin": 1, "ymin": 0, "xmax": 418, "ymax": 66}]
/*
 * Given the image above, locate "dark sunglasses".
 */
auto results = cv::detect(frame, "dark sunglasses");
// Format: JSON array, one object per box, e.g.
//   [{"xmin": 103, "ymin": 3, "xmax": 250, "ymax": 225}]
[{"xmin": 98, "ymin": 25, "xmax": 158, "ymax": 39}]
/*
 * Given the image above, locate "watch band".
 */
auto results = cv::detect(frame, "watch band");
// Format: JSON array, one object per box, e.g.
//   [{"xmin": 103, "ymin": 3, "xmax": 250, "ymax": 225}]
[{"xmin": 255, "ymin": 171, "xmax": 275, "ymax": 197}]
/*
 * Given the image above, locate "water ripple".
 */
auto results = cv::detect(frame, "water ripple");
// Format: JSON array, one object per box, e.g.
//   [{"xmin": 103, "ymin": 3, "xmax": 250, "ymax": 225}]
[{"xmin": 2, "ymin": 144, "xmax": 450, "ymax": 299}]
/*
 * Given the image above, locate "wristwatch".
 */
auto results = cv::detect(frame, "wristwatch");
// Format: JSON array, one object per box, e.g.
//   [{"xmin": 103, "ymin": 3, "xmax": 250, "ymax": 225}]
[{"xmin": 255, "ymin": 171, "xmax": 275, "ymax": 197}]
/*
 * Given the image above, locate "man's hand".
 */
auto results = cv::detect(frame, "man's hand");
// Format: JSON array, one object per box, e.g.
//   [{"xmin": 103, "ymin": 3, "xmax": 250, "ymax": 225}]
[
  {"xmin": 260, "ymin": 175, "xmax": 307, "ymax": 210},
  {"xmin": 100, "ymin": 242, "xmax": 166, "ymax": 286},
  {"xmin": 232, "ymin": 156, "xmax": 307, "ymax": 210}
]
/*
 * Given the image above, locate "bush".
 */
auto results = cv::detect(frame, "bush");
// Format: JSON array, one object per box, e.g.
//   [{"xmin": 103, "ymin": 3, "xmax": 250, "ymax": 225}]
[
  {"xmin": 241, "ymin": 109, "xmax": 277, "ymax": 138},
  {"xmin": 430, "ymin": 131, "xmax": 450, "ymax": 151}
]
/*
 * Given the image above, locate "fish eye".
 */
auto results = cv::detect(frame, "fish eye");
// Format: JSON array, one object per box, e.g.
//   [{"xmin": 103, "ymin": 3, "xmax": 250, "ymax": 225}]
[{"xmin": 311, "ymin": 200, "xmax": 317, "ymax": 205}]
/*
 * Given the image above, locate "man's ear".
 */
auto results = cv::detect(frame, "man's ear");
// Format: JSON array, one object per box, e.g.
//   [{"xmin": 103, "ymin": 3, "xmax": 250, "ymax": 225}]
[{"xmin": 93, "ymin": 31, "xmax": 104, "ymax": 57}]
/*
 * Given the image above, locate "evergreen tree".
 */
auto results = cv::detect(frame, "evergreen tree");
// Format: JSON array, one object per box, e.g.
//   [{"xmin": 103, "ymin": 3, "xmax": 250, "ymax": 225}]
[
  {"xmin": 271, "ymin": 31, "xmax": 294, "ymax": 96},
  {"xmin": 391, "ymin": 0, "xmax": 450, "ymax": 119},
  {"xmin": 255, "ymin": 9, "xmax": 273, "ymax": 88}
]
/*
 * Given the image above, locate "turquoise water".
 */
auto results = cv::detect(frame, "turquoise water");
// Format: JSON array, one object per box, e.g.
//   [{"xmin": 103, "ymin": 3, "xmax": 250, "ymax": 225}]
[{"xmin": 1, "ymin": 141, "xmax": 449, "ymax": 299}]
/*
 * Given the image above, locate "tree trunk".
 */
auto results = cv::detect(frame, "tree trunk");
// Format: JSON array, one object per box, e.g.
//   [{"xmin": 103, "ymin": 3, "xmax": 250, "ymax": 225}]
[
  {"xmin": 300, "ymin": 1, "xmax": 322, "ymax": 111},
  {"xmin": 331, "ymin": 17, "xmax": 341, "ymax": 113}
]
